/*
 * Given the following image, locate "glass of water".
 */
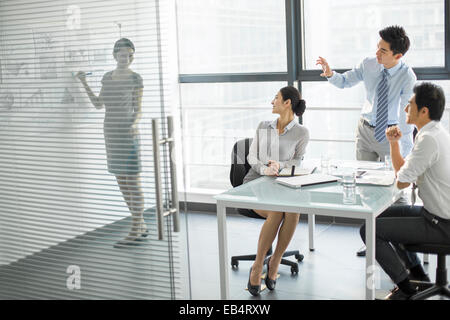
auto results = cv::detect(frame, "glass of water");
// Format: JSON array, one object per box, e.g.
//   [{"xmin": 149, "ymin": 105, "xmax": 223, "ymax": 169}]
[
  {"xmin": 384, "ymin": 155, "xmax": 392, "ymax": 170},
  {"xmin": 342, "ymin": 168, "xmax": 356, "ymax": 205},
  {"xmin": 321, "ymin": 155, "xmax": 330, "ymax": 175}
]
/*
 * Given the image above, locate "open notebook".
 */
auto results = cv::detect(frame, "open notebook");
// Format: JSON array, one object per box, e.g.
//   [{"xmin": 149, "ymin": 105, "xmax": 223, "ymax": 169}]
[
  {"xmin": 276, "ymin": 174, "xmax": 338, "ymax": 189},
  {"xmin": 278, "ymin": 166, "xmax": 316, "ymax": 177}
]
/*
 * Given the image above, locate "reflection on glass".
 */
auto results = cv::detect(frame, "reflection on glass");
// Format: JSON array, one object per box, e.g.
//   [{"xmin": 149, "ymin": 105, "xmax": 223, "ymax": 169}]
[{"xmin": 76, "ymin": 38, "xmax": 147, "ymax": 247}]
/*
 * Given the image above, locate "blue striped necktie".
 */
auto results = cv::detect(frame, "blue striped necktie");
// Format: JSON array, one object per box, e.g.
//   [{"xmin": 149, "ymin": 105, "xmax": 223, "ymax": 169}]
[{"xmin": 374, "ymin": 69, "xmax": 389, "ymax": 142}]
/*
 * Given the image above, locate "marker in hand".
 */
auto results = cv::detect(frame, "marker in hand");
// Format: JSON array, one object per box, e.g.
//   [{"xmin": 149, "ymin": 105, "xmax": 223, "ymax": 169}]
[{"xmin": 72, "ymin": 71, "xmax": 92, "ymax": 77}]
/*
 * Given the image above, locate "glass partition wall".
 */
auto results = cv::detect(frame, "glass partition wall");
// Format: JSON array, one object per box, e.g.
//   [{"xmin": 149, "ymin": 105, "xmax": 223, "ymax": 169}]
[{"xmin": 0, "ymin": 0, "xmax": 190, "ymax": 299}]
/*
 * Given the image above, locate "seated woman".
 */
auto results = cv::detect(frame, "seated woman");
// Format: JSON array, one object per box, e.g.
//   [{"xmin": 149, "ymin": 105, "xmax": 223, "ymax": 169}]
[{"xmin": 244, "ymin": 86, "xmax": 309, "ymax": 296}]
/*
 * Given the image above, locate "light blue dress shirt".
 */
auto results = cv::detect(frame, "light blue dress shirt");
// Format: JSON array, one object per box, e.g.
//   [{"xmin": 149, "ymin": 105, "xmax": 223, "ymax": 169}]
[{"xmin": 328, "ymin": 57, "xmax": 416, "ymax": 157}]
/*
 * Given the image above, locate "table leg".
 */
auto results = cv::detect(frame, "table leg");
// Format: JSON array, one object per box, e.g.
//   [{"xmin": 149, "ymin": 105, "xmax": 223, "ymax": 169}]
[
  {"xmin": 308, "ymin": 214, "xmax": 315, "ymax": 251},
  {"xmin": 217, "ymin": 202, "xmax": 229, "ymax": 299},
  {"xmin": 365, "ymin": 216, "xmax": 376, "ymax": 300}
]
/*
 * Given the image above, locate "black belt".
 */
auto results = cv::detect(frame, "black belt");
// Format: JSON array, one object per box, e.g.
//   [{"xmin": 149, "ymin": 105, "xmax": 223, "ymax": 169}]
[
  {"xmin": 362, "ymin": 119, "xmax": 397, "ymax": 128},
  {"xmin": 421, "ymin": 207, "xmax": 450, "ymax": 226}
]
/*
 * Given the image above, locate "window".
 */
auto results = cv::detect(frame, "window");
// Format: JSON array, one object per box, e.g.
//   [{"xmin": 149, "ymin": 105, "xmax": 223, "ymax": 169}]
[
  {"xmin": 303, "ymin": 0, "xmax": 446, "ymax": 69},
  {"xmin": 179, "ymin": 81, "xmax": 286, "ymax": 191},
  {"xmin": 301, "ymin": 82, "xmax": 365, "ymax": 159},
  {"xmin": 433, "ymin": 80, "xmax": 450, "ymax": 131},
  {"xmin": 177, "ymin": 0, "xmax": 287, "ymax": 74},
  {"xmin": 177, "ymin": 0, "xmax": 450, "ymax": 197}
]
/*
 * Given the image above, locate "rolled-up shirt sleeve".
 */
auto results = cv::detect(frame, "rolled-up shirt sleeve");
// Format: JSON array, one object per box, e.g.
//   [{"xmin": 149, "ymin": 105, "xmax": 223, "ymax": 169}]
[{"xmin": 397, "ymin": 134, "xmax": 438, "ymax": 183}]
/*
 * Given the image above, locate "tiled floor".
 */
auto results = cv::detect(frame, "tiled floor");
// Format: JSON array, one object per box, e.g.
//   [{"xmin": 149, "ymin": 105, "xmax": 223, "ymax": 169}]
[{"xmin": 185, "ymin": 211, "xmax": 450, "ymax": 300}]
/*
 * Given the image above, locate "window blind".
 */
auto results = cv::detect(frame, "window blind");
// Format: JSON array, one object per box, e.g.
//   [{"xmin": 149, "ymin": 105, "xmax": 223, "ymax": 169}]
[{"xmin": 0, "ymin": 0, "xmax": 186, "ymax": 299}]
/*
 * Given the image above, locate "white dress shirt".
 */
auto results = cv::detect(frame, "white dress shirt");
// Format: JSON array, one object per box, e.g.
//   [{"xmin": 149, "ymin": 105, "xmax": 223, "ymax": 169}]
[{"xmin": 397, "ymin": 121, "xmax": 450, "ymax": 220}]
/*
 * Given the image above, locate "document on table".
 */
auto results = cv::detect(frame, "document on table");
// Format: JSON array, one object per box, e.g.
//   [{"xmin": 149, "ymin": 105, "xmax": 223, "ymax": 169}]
[
  {"xmin": 355, "ymin": 161, "xmax": 385, "ymax": 170},
  {"xmin": 276, "ymin": 174, "xmax": 338, "ymax": 189},
  {"xmin": 356, "ymin": 170, "xmax": 395, "ymax": 186},
  {"xmin": 278, "ymin": 166, "xmax": 316, "ymax": 177},
  {"xmin": 336, "ymin": 160, "xmax": 385, "ymax": 170}
]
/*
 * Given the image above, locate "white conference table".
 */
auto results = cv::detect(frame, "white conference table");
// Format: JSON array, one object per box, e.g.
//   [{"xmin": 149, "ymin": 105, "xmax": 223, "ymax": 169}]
[{"xmin": 214, "ymin": 161, "xmax": 401, "ymax": 300}]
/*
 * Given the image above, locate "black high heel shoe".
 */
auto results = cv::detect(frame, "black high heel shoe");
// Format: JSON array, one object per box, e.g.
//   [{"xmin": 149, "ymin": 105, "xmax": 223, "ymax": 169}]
[
  {"xmin": 264, "ymin": 257, "xmax": 277, "ymax": 290},
  {"xmin": 247, "ymin": 267, "xmax": 262, "ymax": 296}
]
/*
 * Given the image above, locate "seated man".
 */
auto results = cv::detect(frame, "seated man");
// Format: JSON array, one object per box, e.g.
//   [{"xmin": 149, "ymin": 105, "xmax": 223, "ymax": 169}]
[{"xmin": 360, "ymin": 82, "xmax": 450, "ymax": 300}]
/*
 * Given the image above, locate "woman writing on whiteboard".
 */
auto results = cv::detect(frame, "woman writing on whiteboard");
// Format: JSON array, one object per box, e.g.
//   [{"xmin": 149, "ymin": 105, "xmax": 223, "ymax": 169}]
[
  {"xmin": 244, "ymin": 86, "xmax": 309, "ymax": 295},
  {"xmin": 76, "ymin": 38, "xmax": 147, "ymax": 247}
]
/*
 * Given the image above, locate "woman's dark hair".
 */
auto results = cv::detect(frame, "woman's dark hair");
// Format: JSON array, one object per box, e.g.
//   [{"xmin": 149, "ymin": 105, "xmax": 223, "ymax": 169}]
[
  {"xmin": 379, "ymin": 25, "xmax": 410, "ymax": 56},
  {"xmin": 413, "ymin": 82, "xmax": 445, "ymax": 121},
  {"xmin": 113, "ymin": 38, "xmax": 135, "ymax": 54},
  {"xmin": 279, "ymin": 86, "xmax": 306, "ymax": 117}
]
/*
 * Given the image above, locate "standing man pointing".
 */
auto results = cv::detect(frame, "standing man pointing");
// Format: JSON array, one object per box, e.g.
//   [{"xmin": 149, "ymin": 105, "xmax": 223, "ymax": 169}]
[
  {"xmin": 316, "ymin": 25, "xmax": 416, "ymax": 161},
  {"xmin": 317, "ymin": 26, "xmax": 416, "ymax": 257}
]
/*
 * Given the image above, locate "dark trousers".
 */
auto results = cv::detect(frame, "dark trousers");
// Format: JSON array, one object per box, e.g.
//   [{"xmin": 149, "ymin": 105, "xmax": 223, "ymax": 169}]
[{"xmin": 360, "ymin": 205, "xmax": 450, "ymax": 284}]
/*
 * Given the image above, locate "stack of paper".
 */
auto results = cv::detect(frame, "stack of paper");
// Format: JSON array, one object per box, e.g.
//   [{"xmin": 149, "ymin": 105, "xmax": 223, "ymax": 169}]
[{"xmin": 355, "ymin": 161, "xmax": 385, "ymax": 170}]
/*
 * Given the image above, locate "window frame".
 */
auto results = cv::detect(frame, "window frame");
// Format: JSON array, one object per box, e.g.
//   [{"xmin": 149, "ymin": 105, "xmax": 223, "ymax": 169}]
[
  {"xmin": 179, "ymin": 0, "xmax": 450, "ymax": 84},
  {"xmin": 295, "ymin": 0, "xmax": 450, "ymax": 82}
]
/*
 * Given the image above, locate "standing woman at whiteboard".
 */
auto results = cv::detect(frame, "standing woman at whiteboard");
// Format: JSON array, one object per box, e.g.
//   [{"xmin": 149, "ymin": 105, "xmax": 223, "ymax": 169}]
[{"xmin": 76, "ymin": 38, "xmax": 146, "ymax": 247}]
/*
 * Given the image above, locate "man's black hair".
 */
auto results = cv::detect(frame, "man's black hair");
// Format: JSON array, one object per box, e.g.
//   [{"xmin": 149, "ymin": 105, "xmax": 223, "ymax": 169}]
[
  {"xmin": 413, "ymin": 82, "xmax": 446, "ymax": 121},
  {"xmin": 379, "ymin": 25, "xmax": 410, "ymax": 56}
]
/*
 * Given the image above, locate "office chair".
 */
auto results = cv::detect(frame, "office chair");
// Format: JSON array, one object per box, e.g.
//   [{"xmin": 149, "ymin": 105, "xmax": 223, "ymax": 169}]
[
  {"xmin": 404, "ymin": 243, "xmax": 450, "ymax": 300},
  {"xmin": 229, "ymin": 138, "xmax": 304, "ymax": 275}
]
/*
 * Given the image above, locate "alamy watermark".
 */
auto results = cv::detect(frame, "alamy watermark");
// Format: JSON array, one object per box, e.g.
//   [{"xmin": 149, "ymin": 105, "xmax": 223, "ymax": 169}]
[{"xmin": 66, "ymin": 265, "xmax": 81, "ymax": 290}]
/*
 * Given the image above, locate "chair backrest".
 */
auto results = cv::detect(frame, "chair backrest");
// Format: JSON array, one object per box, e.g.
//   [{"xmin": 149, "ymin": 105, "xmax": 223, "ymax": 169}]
[
  {"xmin": 229, "ymin": 138, "xmax": 265, "ymax": 220},
  {"xmin": 230, "ymin": 138, "xmax": 253, "ymax": 187}
]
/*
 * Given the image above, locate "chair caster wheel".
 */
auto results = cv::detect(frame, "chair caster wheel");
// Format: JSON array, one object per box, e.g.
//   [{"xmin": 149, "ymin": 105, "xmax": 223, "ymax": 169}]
[
  {"xmin": 231, "ymin": 259, "xmax": 239, "ymax": 268},
  {"xmin": 291, "ymin": 265, "xmax": 299, "ymax": 275},
  {"xmin": 295, "ymin": 254, "xmax": 304, "ymax": 262}
]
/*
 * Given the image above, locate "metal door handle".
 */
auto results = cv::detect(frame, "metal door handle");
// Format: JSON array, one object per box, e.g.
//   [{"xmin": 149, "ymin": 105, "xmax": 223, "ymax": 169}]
[
  {"xmin": 152, "ymin": 117, "xmax": 180, "ymax": 240},
  {"xmin": 167, "ymin": 116, "xmax": 180, "ymax": 232},
  {"xmin": 152, "ymin": 119, "xmax": 165, "ymax": 240}
]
